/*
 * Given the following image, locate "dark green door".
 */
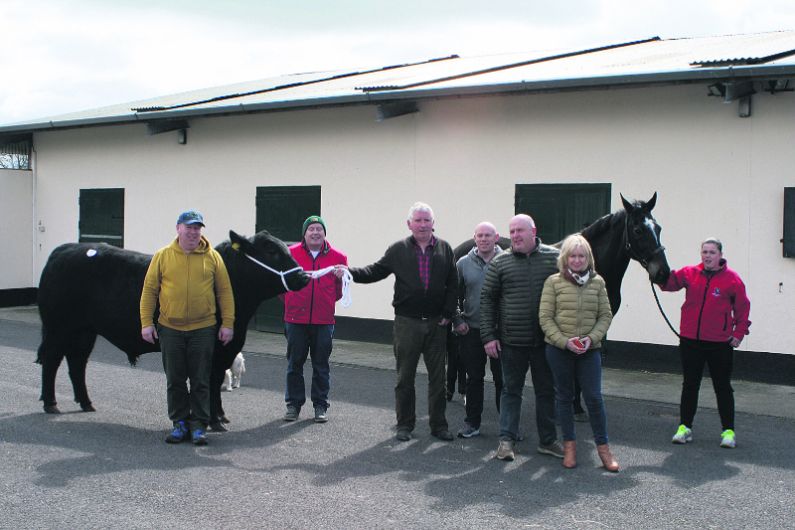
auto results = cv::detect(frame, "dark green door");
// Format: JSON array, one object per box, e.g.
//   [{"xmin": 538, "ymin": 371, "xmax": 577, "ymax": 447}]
[
  {"xmin": 79, "ymin": 188, "xmax": 124, "ymax": 247},
  {"xmin": 515, "ymin": 184, "xmax": 611, "ymax": 245},
  {"xmin": 254, "ymin": 186, "xmax": 321, "ymax": 332}
]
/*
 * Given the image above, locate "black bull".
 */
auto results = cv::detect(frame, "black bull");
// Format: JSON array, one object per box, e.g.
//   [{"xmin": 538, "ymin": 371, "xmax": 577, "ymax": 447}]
[{"xmin": 36, "ymin": 230, "xmax": 310, "ymax": 431}]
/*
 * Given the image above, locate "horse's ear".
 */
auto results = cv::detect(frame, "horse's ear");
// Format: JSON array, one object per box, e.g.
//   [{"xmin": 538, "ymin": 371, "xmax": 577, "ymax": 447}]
[
  {"xmin": 646, "ymin": 192, "xmax": 658, "ymax": 211},
  {"xmin": 620, "ymin": 194, "xmax": 634, "ymax": 213}
]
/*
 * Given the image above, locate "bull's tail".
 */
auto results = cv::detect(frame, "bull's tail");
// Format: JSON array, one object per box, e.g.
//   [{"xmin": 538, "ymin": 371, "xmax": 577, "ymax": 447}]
[{"xmin": 35, "ymin": 328, "xmax": 48, "ymax": 365}]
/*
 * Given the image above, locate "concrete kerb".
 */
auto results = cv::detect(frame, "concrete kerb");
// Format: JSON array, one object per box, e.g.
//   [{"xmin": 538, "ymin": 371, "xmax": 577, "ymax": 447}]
[{"xmin": 3, "ymin": 305, "xmax": 793, "ymax": 420}]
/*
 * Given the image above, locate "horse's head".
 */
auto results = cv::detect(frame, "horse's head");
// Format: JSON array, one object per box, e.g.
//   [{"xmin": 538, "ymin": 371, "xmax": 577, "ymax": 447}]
[
  {"xmin": 228, "ymin": 230, "xmax": 310, "ymax": 296},
  {"xmin": 621, "ymin": 192, "xmax": 671, "ymax": 285}
]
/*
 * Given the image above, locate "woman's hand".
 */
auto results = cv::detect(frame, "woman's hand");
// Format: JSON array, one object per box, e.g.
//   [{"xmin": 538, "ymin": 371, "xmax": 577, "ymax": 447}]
[{"xmin": 566, "ymin": 336, "xmax": 588, "ymax": 355}]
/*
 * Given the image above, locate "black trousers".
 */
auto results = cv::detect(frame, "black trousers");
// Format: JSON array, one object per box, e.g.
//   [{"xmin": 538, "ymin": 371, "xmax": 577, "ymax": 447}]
[
  {"xmin": 446, "ymin": 329, "xmax": 467, "ymax": 396},
  {"xmin": 679, "ymin": 337, "xmax": 735, "ymax": 431},
  {"xmin": 459, "ymin": 330, "xmax": 503, "ymax": 428}
]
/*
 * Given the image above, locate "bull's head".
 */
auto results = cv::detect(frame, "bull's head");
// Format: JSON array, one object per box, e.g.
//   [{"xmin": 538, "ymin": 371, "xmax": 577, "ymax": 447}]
[{"xmin": 229, "ymin": 230, "xmax": 310, "ymax": 295}]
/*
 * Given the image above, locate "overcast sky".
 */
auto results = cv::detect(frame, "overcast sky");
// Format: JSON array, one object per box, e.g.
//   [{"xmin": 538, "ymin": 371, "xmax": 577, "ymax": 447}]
[{"xmin": 1, "ymin": 0, "xmax": 793, "ymax": 125}]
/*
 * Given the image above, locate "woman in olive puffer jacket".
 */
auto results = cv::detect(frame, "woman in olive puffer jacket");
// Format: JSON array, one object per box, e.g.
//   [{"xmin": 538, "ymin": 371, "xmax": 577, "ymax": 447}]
[{"xmin": 538, "ymin": 234, "xmax": 618, "ymax": 472}]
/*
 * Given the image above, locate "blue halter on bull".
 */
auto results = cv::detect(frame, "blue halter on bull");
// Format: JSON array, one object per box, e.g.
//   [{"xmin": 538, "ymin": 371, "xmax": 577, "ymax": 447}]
[{"xmin": 36, "ymin": 230, "xmax": 310, "ymax": 431}]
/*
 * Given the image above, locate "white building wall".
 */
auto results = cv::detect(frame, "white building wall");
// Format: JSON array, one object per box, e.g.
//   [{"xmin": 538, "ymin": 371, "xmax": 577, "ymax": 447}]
[
  {"xmin": 30, "ymin": 83, "xmax": 795, "ymax": 355},
  {"xmin": 0, "ymin": 169, "xmax": 34, "ymax": 289}
]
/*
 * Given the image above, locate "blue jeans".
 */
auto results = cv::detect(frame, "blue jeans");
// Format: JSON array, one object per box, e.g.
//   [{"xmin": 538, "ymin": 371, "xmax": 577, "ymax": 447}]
[
  {"xmin": 545, "ymin": 345, "xmax": 609, "ymax": 445},
  {"xmin": 158, "ymin": 325, "xmax": 216, "ymax": 430},
  {"xmin": 499, "ymin": 344, "xmax": 557, "ymax": 445},
  {"xmin": 285, "ymin": 323, "xmax": 334, "ymax": 410}
]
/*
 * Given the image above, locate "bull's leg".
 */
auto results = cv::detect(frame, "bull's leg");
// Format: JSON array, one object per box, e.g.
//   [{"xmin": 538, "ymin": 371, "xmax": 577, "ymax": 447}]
[
  {"xmin": 66, "ymin": 353, "xmax": 96, "ymax": 412},
  {"xmin": 208, "ymin": 365, "xmax": 228, "ymax": 432},
  {"xmin": 39, "ymin": 345, "xmax": 64, "ymax": 414},
  {"xmin": 66, "ymin": 332, "xmax": 98, "ymax": 412}
]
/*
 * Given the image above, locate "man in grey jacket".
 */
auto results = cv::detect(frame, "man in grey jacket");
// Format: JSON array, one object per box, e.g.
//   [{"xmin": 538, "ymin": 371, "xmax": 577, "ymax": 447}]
[
  {"xmin": 480, "ymin": 214, "xmax": 563, "ymax": 461},
  {"xmin": 453, "ymin": 221, "xmax": 504, "ymax": 438}
]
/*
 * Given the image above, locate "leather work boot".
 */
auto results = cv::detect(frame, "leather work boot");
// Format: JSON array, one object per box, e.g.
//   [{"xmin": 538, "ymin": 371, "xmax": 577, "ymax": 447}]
[
  {"xmin": 597, "ymin": 444, "xmax": 619, "ymax": 472},
  {"xmin": 562, "ymin": 440, "xmax": 577, "ymax": 469},
  {"xmin": 495, "ymin": 440, "xmax": 515, "ymax": 461}
]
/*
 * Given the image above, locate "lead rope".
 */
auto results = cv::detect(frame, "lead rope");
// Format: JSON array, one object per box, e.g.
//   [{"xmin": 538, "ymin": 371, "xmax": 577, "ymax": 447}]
[
  {"xmin": 650, "ymin": 281, "xmax": 680, "ymax": 338},
  {"xmin": 244, "ymin": 253, "xmax": 353, "ymax": 306},
  {"xmin": 308, "ymin": 266, "xmax": 353, "ymax": 308}
]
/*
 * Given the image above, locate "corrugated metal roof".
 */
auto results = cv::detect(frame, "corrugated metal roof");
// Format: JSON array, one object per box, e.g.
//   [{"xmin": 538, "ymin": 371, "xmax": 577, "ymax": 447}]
[
  {"xmin": 3, "ymin": 30, "xmax": 795, "ymax": 134},
  {"xmin": 688, "ymin": 31, "xmax": 795, "ymax": 66}
]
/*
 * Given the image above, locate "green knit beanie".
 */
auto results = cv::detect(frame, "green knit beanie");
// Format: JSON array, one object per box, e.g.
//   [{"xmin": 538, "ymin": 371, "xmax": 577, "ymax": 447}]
[{"xmin": 302, "ymin": 215, "xmax": 326, "ymax": 237}]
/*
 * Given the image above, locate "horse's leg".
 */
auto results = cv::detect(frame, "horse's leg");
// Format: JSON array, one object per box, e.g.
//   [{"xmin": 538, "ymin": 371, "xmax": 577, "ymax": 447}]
[
  {"xmin": 38, "ymin": 341, "xmax": 64, "ymax": 414},
  {"xmin": 66, "ymin": 331, "xmax": 97, "ymax": 412}
]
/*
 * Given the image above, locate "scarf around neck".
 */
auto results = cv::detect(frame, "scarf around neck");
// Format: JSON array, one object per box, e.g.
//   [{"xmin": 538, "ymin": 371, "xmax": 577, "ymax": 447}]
[{"xmin": 565, "ymin": 268, "xmax": 591, "ymax": 286}]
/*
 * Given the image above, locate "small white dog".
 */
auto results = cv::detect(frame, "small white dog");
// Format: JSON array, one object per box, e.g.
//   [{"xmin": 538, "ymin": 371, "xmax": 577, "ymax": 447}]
[{"xmin": 222, "ymin": 353, "xmax": 246, "ymax": 392}]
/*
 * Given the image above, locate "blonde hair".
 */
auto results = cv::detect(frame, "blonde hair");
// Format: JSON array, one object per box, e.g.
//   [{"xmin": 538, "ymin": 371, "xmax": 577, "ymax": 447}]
[{"xmin": 557, "ymin": 234, "xmax": 595, "ymax": 273}]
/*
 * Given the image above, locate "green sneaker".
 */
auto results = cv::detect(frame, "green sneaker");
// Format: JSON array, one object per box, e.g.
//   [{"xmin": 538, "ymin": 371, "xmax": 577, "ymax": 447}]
[
  {"xmin": 671, "ymin": 424, "xmax": 693, "ymax": 444},
  {"xmin": 720, "ymin": 429, "xmax": 736, "ymax": 448}
]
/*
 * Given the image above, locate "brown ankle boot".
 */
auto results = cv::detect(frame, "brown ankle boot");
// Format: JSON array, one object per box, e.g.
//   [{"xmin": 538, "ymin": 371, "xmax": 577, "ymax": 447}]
[
  {"xmin": 562, "ymin": 441, "xmax": 576, "ymax": 468},
  {"xmin": 596, "ymin": 444, "xmax": 619, "ymax": 472}
]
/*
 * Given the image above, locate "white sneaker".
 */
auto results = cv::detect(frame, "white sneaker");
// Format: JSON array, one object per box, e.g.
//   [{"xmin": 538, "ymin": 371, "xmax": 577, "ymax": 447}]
[
  {"xmin": 672, "ymin": 424, "xmax": 693, "ymax": 444},
  {"xmin": 720, "ymin": 429, "xmax": 736, "ymax": 448}
]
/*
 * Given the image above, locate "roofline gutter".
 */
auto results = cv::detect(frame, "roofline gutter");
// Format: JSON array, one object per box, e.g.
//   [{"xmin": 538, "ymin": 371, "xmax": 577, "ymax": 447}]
[{"xmin": 2, "ymin": 64, "xmax": 795, "ymax": 136}]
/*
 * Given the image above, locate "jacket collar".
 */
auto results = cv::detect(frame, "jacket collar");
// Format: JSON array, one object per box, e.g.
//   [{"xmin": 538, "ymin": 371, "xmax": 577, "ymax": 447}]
[
  {"xmin": 468, "ymin": 244, "xmax": 503, "ymax": 264},
  {"xmin": 301, "ymin": 239, "xmax": 330, "ymax": 255}
]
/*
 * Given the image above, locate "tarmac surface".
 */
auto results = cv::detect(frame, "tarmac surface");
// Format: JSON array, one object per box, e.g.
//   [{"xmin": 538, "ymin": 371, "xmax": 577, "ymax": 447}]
[{"xmin": 1, "ymin": 305, "xmax": 794, "ymax": 529}]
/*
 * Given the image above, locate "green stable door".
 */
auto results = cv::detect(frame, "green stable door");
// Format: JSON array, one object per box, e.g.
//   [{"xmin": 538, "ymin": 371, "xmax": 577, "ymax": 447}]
[
  {"xmin": 253, "ymin": 185, "xmax": 321, "ymax": 332},
  {"xmin": 79, "ymin": 188, "xmax": 125, "ymax": 247},
  {"xmin": 515, "ymin": 183, "xmax": 611, "ymax": 244}
]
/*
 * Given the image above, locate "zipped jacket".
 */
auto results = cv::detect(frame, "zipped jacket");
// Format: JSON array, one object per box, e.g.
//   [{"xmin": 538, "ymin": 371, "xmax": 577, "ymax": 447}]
[
  {"xmin": 661, "ymin": 259, "xmax": 751, "ymax": 342},
  {"xmin": 283, "ymin": 240, "xmax": 348, "ymax": 325},
  {"xmin": 539, "ymin": 272, "xmax": 613, "ymax": 350},
  {"xmin": 349, "ymin": 236, "xmax": 457, "ymax": 320},
  {"xmin": 479, "ymin": 240, "xmax": 559, "ymax": 347},
  {"xmin": 452, "ymin": 245, "xmax": 503, "ymax": 329},
  {"xmin": 140, "ymin": 236, "xmax": 235, "ymax": 331}
]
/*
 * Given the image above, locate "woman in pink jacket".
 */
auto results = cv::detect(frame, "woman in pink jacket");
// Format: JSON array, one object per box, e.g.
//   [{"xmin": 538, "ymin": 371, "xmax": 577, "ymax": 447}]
[{"xmin": 662, "ymin": 238, "xmax": 751, "ymax": 449}]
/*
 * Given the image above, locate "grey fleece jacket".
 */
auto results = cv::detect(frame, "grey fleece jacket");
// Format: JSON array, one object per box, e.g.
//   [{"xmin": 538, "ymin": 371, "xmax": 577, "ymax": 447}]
[{"xmin": 452, "ymin": 245, "xmax": 503, "ymax": 329}]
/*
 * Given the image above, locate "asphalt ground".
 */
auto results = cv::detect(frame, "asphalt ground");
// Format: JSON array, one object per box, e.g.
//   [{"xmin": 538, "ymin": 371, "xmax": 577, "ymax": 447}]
[{"xmin": 1, "ymin": 307, "xmax": 794, "ymax": 529}]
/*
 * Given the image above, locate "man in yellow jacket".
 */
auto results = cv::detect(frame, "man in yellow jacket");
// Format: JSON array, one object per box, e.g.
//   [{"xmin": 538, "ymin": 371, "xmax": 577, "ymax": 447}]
[{"xmin": 140, "ymin": 209, "xmax": 235, "ymax": 446}]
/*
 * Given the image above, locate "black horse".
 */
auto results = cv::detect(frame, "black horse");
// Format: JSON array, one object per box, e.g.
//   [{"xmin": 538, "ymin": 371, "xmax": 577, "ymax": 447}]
[{"xmin": 453, "ymin": 192, "xmax": 670, "ymax": 314}]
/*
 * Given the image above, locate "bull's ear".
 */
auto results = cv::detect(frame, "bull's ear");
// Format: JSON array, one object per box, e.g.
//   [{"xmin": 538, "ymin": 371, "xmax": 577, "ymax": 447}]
[
  {"xmin": 620, "ymin": 193, "xmax": 634, "ymax": 213},
  {"xmin": 646, "ymin": 192, "xmax": 658, "ymax": 211},
  {"xmin": 229, "ymin": 230, "xmax": 251, "ymax": 252}
]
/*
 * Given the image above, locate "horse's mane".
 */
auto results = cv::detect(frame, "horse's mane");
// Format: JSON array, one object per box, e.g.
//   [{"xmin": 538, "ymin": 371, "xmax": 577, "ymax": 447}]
[{"xmin": 580, "ymin": 208, "xmax": 626, "ymax": 242}]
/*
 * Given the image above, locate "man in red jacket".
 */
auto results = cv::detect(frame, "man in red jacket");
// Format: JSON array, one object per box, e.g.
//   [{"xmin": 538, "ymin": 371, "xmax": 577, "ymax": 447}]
[{"xmin": 282, "ymin": 215, "xmax": 348, "ymax": 423}]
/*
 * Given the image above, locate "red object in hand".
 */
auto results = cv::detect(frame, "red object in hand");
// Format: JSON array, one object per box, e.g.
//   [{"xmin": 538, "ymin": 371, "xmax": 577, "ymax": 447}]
[{"xmin": 572, "ymin": 338, "xmax": 586, "ymax": 350}]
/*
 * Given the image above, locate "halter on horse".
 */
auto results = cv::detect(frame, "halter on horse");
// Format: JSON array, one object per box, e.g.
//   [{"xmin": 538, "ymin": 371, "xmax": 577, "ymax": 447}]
[{"xmin": 581, "ymin": 192, "xmax": 670, "ymax": 314}]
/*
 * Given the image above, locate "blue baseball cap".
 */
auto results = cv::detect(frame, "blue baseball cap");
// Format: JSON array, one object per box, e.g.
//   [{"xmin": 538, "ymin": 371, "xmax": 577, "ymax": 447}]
[{"xmin": 177, "ymin": 209, "xmax": 205, "ymax": 226}]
